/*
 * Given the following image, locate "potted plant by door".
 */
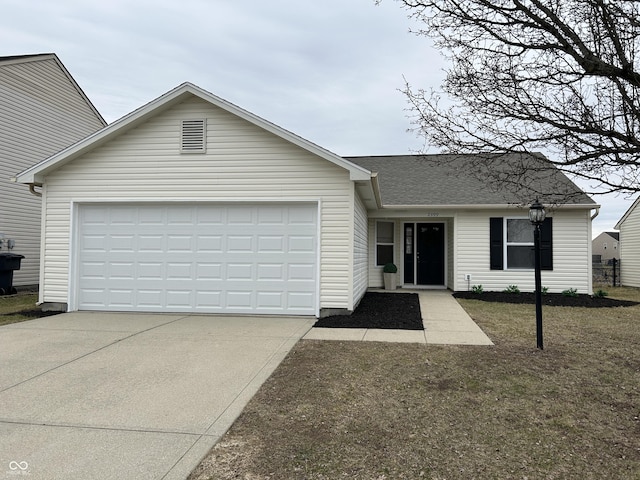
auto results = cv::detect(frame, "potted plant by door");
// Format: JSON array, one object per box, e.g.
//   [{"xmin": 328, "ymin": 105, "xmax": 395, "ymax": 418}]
[{"xmin": 383, "ymin": 263, "xmax": 398, "ymax": 290}]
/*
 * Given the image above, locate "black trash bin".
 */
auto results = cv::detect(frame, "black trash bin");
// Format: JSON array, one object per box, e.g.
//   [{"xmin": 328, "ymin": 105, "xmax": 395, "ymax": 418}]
[{"xmin": 0, "ymin": 253, "xmax": 25, "ymax": 295}]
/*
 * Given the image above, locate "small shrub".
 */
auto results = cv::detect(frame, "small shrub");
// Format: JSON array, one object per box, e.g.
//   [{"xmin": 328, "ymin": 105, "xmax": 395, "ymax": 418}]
[
  {"xmin": 593, "ymin": 289, "xmax": 608, "ymax": 298},
  {"xmin": 503, "ymin": 285, "xmax": 520, "ymax": 294},
  {"xmin": 471, "ymin": 285, "xmax": 484, "ymax": 294},
  {"xmin": 562, "ymin": 288, "xmax": 579, "ymax": 297},
  {"xmin": 383, "ymin": 263, "xmax": 398, "ymax": 274},
  {"xmin": 541, "ymin": 286, "xmax": 549, "ymax": 295}
]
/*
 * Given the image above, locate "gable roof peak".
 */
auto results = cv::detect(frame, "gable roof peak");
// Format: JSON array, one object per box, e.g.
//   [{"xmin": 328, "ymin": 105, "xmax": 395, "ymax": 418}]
[{"xmin": 15, "ymin": 81, "xmax": 371, "ymax": 184}]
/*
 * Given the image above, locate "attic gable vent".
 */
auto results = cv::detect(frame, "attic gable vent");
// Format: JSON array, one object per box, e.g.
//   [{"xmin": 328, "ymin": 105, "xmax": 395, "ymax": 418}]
[{"xmin": 181, "ymin": 119, "xmax": 206, "ymax": 153}]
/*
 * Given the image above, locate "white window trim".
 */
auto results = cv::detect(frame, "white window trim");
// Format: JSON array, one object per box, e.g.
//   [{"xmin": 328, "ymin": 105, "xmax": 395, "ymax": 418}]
[
  {"xmin": 504, "ymin": 217, "xmax": 534, "ymax": 270},
  {"xmin": 375, "ymin": 221, "xmax": 395, "ymax": 267}
]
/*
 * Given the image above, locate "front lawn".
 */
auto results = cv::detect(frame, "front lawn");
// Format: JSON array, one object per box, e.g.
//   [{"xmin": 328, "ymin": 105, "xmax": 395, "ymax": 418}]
[{"xmin": 189, "ymin": 287, "xmax": 640, "ymax": 479}]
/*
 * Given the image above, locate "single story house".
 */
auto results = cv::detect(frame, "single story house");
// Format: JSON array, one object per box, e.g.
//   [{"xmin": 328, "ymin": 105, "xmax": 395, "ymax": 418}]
[
  {"xmin": 592, "ymin": 231, "xmax": 619, "ymax": 264},
  {"xmin": 1, "ymin": 53, "xmax": 106, "ymax": 287},
  {"xmin": 615, "ymin": 197, "xmax": 640, "ymax": 287},
  {"xmin": 15, "ymin": 82, "xmax": 598, "ymax": 317}
]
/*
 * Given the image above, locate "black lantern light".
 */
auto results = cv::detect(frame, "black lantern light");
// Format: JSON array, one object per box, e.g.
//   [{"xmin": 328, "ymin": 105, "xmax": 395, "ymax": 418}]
[{"xmin": 529, "ymin": 198, "xmax": 546, "ymax": 350}]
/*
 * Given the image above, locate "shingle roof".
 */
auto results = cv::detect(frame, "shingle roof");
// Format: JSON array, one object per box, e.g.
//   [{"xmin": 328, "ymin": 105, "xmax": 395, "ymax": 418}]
[
  {"xmin": 347, "ymin": 153, "xmax": 595, "ymax": 206},
  {"xmin": 0, "ymin": 53, "xmax": 55, "ymax": 63}
]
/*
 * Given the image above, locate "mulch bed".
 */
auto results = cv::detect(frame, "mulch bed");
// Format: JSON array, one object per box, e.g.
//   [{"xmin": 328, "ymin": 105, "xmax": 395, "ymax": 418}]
[
  {"xmin": 453, "ymin": 291, "xmax": 639, "ymax": 308},
  {"xmin": 314, "ymin": 292, "xmax": 423, "ymax": 330},
  {"xmin": 8, "ymin": 309, "xmax": 60, "ymax": 318}
]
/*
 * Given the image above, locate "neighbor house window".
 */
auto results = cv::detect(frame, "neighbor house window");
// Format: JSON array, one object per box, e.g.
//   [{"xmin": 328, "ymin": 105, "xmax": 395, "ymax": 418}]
[
  {"xmin": 490, "ymin": 217, "xmax": 553, "ymax": 271},
  {"xmin": 376, "ymin": 221, "xmax": 394, "ymax": 266}
]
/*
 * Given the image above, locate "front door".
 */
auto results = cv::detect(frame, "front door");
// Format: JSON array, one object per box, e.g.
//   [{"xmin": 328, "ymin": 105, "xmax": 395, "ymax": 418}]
[{"xmin": 416, "ymin": 223, "xmax": 445, "ymax": 285}]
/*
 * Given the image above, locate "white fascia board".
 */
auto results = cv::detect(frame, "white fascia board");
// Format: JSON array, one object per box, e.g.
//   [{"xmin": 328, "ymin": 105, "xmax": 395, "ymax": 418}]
[
  {"xmin": 15, "ymin": 82, "xmax": 371, "ymax": 184},
  {"xmin": 615, "ymin": 196, "xmax": 640, "ymax": 229},
  {"xmin": 186, "ymin": 83, "xmax": 372, "ymax": 180},
  {"xmin": 378, "ymin": 203, "xmax": 600, "ymax": 210}
]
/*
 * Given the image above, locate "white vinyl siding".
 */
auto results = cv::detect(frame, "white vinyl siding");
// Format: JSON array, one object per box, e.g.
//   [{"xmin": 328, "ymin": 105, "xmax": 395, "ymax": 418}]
[
  {"xmin": 454, "ymin": 209, "xmax": 592, "ymax": 294},
  {"xmin": 0, "ymin": 56, "xmax": 104, "ymax": 286},
  {"xmin": 352, "ymin": 190, "xmax": 368, "ymax": 308},
  {"xmin": 40, "ymin": 96, "xmax": 353, "ymax": 311},
  {"xmin": 618, "ymin": 203, "xmax": 640, "ymax": 287}
]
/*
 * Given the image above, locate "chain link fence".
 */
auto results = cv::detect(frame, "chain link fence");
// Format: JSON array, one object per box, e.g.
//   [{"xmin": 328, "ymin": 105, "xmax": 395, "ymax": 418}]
[{"xmin": 593, "ymin": 258, "xmax": 620, "ymax": 286}]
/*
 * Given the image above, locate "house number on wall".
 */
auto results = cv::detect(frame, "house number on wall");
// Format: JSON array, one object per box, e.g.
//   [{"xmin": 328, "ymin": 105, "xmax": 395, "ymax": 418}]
[{"xmin": 425, "ymin": 213, "xmax": 440, "ymax": 217}]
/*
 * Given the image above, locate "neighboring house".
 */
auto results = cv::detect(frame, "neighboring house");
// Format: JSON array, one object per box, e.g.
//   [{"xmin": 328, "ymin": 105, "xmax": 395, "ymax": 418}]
[
  {"xmin": 15, "ymin": 82, "xmax": 597, "ymax": 316},
  {"xmin": 615, "ymin": 197, "xmax": 640, "ymax": 287},
  {"xmin": 1, "ymin": 53, "xmax": 106, "ymax": 287},
  {"xmin": 591, "ymin": 231, "xmax": 619, "ymax": 264}
]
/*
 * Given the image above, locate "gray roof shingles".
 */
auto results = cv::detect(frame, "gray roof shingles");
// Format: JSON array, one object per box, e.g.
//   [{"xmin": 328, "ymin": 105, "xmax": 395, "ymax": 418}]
[{"xmin": 347, "ymin": 153, "xmax": 595, "ymax": 206}]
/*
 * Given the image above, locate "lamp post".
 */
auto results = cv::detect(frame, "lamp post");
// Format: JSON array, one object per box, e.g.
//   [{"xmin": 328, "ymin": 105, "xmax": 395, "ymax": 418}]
[{"xmin": 529, "ymin": 199, "xmax": 546, "ymax": 350}]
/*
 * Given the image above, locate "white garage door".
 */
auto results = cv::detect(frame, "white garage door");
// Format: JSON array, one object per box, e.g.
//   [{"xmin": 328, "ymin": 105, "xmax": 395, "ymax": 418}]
[{"xmin": 76, "ymin": 203, "xmax": 317, "ymax": 315}]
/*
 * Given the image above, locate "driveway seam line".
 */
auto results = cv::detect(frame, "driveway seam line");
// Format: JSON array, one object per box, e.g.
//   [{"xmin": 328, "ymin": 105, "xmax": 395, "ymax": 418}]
[
  {"xmin": 0, "ymin": 315, "xmax": 191, "ymax": 394},
  {"xmin": 160, "ymin": 333, "xmax": 302, "ymax": 480},
  {"xmin": 0, "ymin": 418, "xmax": 210, "ymax": 436}
]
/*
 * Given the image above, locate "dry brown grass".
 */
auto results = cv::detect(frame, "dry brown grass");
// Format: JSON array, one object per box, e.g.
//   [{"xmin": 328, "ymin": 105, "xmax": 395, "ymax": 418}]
[
  {"xmin": 188, "ymin": 287, "xmax": 639, "ymax": 479},
  {"xmin": 0, "ymin": 293, "xmax": 40, "ymax": 326}
]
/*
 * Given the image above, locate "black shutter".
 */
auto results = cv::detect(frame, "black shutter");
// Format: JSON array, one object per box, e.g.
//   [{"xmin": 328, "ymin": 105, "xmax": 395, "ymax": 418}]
[
  {"xmin": 490, "ymin": 217, "xmax": 504, "ymax": 270},
  {"xmin": 540, "ymin": 217, "xmax": 553, "ymax": 270}
]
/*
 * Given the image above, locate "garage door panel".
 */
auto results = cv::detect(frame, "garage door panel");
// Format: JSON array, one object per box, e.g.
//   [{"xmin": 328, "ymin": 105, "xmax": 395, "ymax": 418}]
[
  {"xmin": 77, "ymin": 204, "xmax": 317, "ymax": 315},
  {"xmin": 288, "ymin": 292, "xmax": 315, "ymax": 308},
  {"xmin": 110, "ymin": 262, "xmax": 135, "ymax": 280},
  {"xmin": 110, "ymin": 290, "xmax": 135, "ymax": 307},
  {"xmin": 289, "ymin": 236, "xmax": 315, "ymax": 253},
  {"xmin": 81, "ymin": 235, "xmax": 107, "ymax": 252},
  {"xmin": 257, "ymin": 292, "xmax": 285, "ymax": 309},
  {"xmin": 257, "ymin": 263, "xmax": 284, "ymax": 279},
  {"xmin": 79, "ymin": 288, "xmax": 106, "ymax": 307},
  {"xmin": 228, "ymin": 206, "xmax": 253, "ymax": 224},
  {"xmin": 196, "ymin": 235, "xmax": 223, "ymax": 253},
  {"xmin": 226, "ymin": 290, "xmax": 254, "ymax": 309},
  {"xmin": 227, "ymin": 236, "xmax": 253, "ymax": 252}
]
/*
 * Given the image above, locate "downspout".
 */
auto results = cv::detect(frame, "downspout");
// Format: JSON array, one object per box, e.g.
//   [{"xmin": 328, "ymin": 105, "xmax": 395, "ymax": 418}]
[
  {"xmin": 591, "ymin": 206, "xmax": 600, "ymax": 220},
  {"xmin": 29, "ymin": 184, "xmax": 43, "ymax": 197}
]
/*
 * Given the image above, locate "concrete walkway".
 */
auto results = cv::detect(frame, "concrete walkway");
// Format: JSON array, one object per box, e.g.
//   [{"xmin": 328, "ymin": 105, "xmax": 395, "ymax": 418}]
[{"xmin": 304, "ymin": 290, "xmax": 493, "ymax": 345}]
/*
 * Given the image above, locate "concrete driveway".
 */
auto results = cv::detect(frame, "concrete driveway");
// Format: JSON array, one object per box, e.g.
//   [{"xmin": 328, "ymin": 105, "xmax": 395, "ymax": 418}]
[{"xmin": 0, "ymin": 312, "xmax": 315, "ymax": 480}]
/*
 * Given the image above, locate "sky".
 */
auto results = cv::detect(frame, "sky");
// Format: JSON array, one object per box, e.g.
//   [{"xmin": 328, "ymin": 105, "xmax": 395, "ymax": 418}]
[{"xmin": 2, "ymin": 0, "xmax": 635, "ymax": 237}]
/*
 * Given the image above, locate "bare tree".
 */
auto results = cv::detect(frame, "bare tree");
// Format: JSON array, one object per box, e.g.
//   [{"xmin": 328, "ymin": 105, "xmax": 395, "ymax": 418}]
[{"xmin": 385, "ymin": 0, "xmax": 640, "ymax": 195}]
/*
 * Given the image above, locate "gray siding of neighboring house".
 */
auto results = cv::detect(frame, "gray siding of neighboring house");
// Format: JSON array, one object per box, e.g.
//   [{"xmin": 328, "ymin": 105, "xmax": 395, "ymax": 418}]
[
  {"xmin": 592, "ymin": 232, "xmax": 620, "ymax": 264},
  {"xmin": 0, "ymin": 55, "xmax": 105, "ymax": 286},
  {"xmin": 618, "ymin": 201, "xmax": 640, "ymax": 287}
]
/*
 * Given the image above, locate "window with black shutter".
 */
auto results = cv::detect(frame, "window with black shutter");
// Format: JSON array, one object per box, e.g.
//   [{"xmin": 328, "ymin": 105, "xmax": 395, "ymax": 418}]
[{"xmin": 489, "ymin": 217, "xmax": 553, "ymax": 270}]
